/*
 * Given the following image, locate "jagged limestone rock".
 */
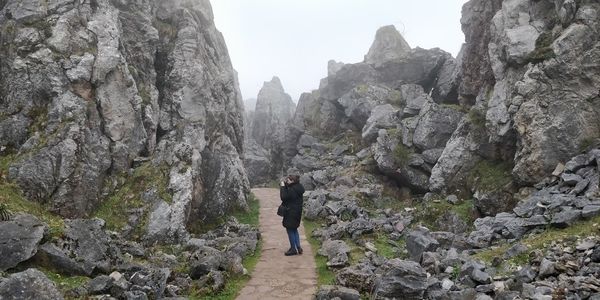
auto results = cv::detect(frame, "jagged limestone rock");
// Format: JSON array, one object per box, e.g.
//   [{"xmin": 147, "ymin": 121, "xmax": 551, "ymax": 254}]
[
  {"xmin": 365, "ymin": 25, "xmax": 411, "ymax": 66},
  {"xmin": 0, "ymin": 0, "xmax": 249, "ymax": 233}
]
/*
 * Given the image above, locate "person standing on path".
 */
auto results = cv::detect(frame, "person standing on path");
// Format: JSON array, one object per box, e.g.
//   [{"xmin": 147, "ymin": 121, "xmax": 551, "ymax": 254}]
[{"xmin": 280, "ymin": 175, "xmax": 305, "ymax": 256}]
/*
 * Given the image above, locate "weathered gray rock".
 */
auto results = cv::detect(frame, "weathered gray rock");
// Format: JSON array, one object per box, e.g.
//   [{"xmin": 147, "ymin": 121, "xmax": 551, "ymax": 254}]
[
  {"xmin": 374, "ymin": 259, "xmax": 428, "ymax": 300},
  {"xmin": 336, "ymin": 264, "xmax": 376, "ymax": 293},
  {"xmin": 412, "ymin": 101, "xmax": 464, "ymax": 151},
  {"xmin": 0, "ymin": 214, "xmax": 47, "ymax": 271},
  {"xmin": 35, "ymin": 218, "xmax": 117, "ymax": 276},
  {"xmin": 338, "ymin": 84, "xmax": 396, "ymax": 130},
  {"xmin": 373, "ymin": 129, "xmax": 430, "ymax": 193},
  {"xmin": 251, "ymin": 77, "xmax": 295, "ymax": 143},
  {"xmin": 316, "ymin": 285, "xmax": 360, "ymax": 300},
  {"xmin": 365, "ymin": 25, "xmax": 411, "ymax": 66},
  {"xmin": 318, "ymin": 240, "xmax": 351, "ymax": 268},
  {"xmin": 1, "ymin": 0, "xmax": 250, "ymax": 235},
  {"xmin": 0, "ymin": 269, "xmax": 64, "ymax": 299},
  {"xmin": 362, "ymin": 104, "xmax": 400, "ymax": 143},
  {"xmin": 406, "ymin": 227, "xmax": 440, "ymax": 262},
  {"xmin": 243, "ymin": 139, "xmax": 271, "ymax": 186},
  {"xmin": 457, "ymin": 0, "xmax": 503, "ymax": 102},
  {"xmin": 87, "ymin": 275, "xmax": 114, "ymax": 295}
]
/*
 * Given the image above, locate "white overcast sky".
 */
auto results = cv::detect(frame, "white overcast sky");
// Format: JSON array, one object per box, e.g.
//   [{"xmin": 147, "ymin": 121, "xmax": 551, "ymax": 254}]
[{"xmin": 211, "ymin": 0, "xmax": 469, "ymax": 103}]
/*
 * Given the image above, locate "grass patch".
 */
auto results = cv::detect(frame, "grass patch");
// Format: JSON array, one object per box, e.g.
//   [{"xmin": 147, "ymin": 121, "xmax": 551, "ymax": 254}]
[
  {"xmin": 474, "ymin": 214, "xmax": 600, "ymax": 267},
  {"xmin": 413, "ymin": 198, "xmax": 477, "ymax": 231},
  {"xmin": 441, "ymin": 103, "xmax": 468, "ymax": 113},
  {"xmin": 0, "ymin": 154, "xmax": 65, "ymax": 237},
  {"xmin": 303, "ymin": 219, "xmax": 336, "ymax": 286},
  {"xmin": 153, "ymin": 19, "xmax": 178, "ymax": 40},
  {"xmin": 527, "ymin": 31, "xmax": 556, "ymax": 63},
  {"xmin": 373, "ymin": 233, "xmax": 400, "ymax": 259},
  {"xmin": 467, "ymin": 160, "xmax": 513, "ymax": 192},
  {"xmin": 388, "ymin": 89, "xmax": 405, "ymax": 106},
  {"xmin": 94, "ymin": 162, "xmax": 171, "ymax": 236},
  {"xmin": 393, "ymin": 143, "xmax": 411, "ymax": 167},
  {"xmin": 41, "ymin": 268, "xmax": 89, "ymax": 294},
  {"xmin": 233, "ymin": 193, "xmax": 260, "ymax": 227},
  {"xmin": 26, "ymin": 105, "xmax": 49, "ymax": 135},
  {"xmin": 579, "ymin": 137, "xmax": 599, "ymax": 152},
  {"xmin": 468, "ymin": 109, "xmax": 486, "ymax": 128}
]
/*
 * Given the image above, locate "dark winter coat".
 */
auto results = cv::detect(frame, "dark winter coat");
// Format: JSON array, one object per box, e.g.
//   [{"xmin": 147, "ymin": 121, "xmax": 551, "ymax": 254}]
[{"xmin": 280, "ymin": 182, "xmax": 305, "ymax": 229}]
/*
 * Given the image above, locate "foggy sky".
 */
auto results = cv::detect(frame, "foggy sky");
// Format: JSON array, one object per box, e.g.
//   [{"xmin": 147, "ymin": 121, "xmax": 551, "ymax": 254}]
[{"xmin": 211, "ymin": 0, "xmax": 470, "ymax": 104}]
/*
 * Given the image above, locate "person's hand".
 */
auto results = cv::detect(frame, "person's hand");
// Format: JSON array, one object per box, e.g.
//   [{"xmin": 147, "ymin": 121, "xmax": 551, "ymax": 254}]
[{"xmin": 280, "ymin": 181, "xmax": 285, "ymax": 187}]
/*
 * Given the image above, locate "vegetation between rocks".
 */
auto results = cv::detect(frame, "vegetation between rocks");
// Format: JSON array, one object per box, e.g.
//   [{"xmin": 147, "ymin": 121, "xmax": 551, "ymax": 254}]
[
  {"xmin": 303, "ymin": 219, "xmax": 336, "ymax": 286},
  {"xmin": 94, "ymin": 162, "xmax": 171, "ymax": 238},
  {"xmin": 467, "ymin": 160, "xmax": 513, "ymax": 192},
  {"xmin": 474, "ymin": 214, "xmax": 600, "ymax": 270},
  {"xmin": 0, "ymin": 154, "xmax": 65, "ymax": 237}
]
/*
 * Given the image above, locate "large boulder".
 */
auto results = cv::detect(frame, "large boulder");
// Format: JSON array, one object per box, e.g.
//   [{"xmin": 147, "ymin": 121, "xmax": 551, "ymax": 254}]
[
  {"xmin": 362, "ymin": 104, "xmax": 401, "ymax": 143},
  {"xmin": 374, "ymin": 259, "xmax": 428, "ymax": 300},
  {"xmin": 406, "ymin": 227, "xmax": 440, "ymax": 262},
  {"xmin": 0, "ymin": 269, "xmax": 64, "ymax": 300},
  {"xmin": 318, "ymin": 240, "xmax": 352, "ymax": 268},
  {"xmin": 373, "ymin": 129, "xmax": 430, "ymax": 193},
  {"xmin": 338, "ymin": 84, "xmax": 399, "ymax": 130},
  {"xmin": 0, "ymin": 214, "xmax": 47, "ymax": 271},
  {"xmin": 412, "ymin": 101, "xmax": 464, "ymax": 151},
  {"xmin": 35, "ymin": 218, "xmax": 119, "ymax": 276}
]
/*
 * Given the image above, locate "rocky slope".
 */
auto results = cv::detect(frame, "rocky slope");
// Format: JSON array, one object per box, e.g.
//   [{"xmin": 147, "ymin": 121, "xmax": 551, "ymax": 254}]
[{"xmin": 285, "ymin": 1, "xmax": 600, "ymax": 299}]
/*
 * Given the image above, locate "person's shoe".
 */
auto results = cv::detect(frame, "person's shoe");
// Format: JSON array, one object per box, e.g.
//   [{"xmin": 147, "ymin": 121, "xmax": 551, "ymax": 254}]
[
  {"xmin": 284, "ymin": 248, "xmax": 298, "ymax": 256},
  {"xmin": 297, "ymin": 247, "xmax": 303, "ymax": 255}
]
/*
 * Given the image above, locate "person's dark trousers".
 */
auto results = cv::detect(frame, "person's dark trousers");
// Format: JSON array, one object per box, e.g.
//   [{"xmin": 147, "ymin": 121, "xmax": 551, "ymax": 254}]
[{"xmin": 286, "ymin": 228, "xmax": 301, "ymax": 250}]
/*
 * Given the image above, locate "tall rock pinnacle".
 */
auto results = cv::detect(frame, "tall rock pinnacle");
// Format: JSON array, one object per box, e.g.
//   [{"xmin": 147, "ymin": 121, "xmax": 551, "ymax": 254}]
[{"xmin": 365, "ymin": 25, "xmax": 411, "ymax": 65}]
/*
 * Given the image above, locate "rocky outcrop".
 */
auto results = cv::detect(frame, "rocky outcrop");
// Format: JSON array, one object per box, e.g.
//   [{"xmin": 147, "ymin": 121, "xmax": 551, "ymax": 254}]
[
  {"xmin": 293, "ymin": 25, "xmax": 456, "ymax": 141},
  {"xmin": 251, "ymin": 77, "xmax": 295, "ymax": 150},
  {"xmin": 364, "ymin": 25, "xmax": 411, "ymax": 66},
  {"xmin": 0, "ymin": 0, "xmax": 249, "ymax": 237},
  {"xmin": 432, "ymin": 0, "xmax": 600, "ymax": 194},
  {"xmin": 247, "ymin": 77, "xmax": 296, "ymax": 184}
]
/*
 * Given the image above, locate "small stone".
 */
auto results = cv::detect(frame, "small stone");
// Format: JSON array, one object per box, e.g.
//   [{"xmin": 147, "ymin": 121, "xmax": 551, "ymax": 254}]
[
  {"xmin": 365, "ymin": 242, "xmax": 377, "ymax": 253},
  {"xmin": 538, "ymin": 258, "xmax": 556, "ymax": 278},
  {"xmin": 475, "ymin": 284, "xmax": 495, "ymax": 293},
  {"xmin": 576, "ymin": 239, "xmax": 596, "ymax": 251},
  {"xmin": 471, "ymin": 269, "xmax": 492, "ymax": 284},
  {"xmin": 447, "ymin": 195, "xmax": 459, "ymax": 205},
  {"xmin": 552, "ymin": 163, "xmax": 565, "ymax": 176},
  {"xmin": 442, "ymin": 278, "xmax": 454, "ymax": 290}
]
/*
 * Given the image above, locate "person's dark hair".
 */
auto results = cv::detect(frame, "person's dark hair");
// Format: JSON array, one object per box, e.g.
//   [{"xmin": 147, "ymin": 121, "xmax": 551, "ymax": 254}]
[{"xmin": 288, "ymin": 175, "xmax": 300, "ymax": 184}]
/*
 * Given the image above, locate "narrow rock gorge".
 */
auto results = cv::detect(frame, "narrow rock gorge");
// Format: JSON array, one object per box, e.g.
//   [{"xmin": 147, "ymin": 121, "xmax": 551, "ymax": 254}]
[{"xmin": 0, "ymin": 0, "xmax": 599, "ymax": 299}]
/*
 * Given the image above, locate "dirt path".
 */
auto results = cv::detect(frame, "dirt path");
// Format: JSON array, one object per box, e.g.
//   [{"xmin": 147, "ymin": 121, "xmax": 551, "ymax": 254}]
[{"xmin": 236, "ymin": 188, "xmax": 318, "ymax": 300}]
